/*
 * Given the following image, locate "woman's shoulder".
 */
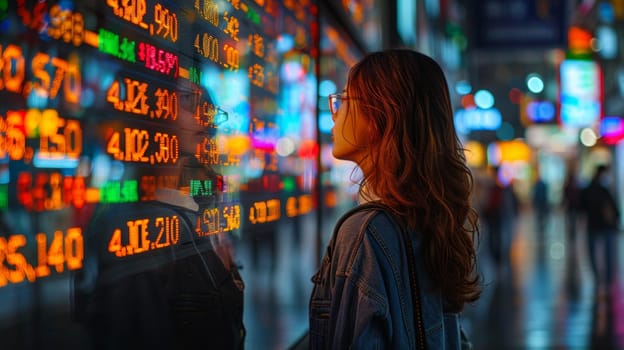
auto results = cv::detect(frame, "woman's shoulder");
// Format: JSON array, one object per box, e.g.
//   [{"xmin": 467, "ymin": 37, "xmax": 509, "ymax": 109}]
[
  {"xmin": 336, "ymin": 202, "xmax": 403, "ymax": 237},
  {"xmin": 332, "ymin": 204, "xmax": 404, "ymax": 265},
  {"xmin": 333, "ymin": 204, "xmax": 380, "ymax": 246}
]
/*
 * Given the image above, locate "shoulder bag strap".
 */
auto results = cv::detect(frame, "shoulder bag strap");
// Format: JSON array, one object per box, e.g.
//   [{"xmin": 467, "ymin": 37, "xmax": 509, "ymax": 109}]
[
  {"xmin": 359, "ymin": 202, "xmax": 427, "ymax": 350},
  {"xmin": 399, "ymin": 223, "xmax": 427, "ymax": 350}
]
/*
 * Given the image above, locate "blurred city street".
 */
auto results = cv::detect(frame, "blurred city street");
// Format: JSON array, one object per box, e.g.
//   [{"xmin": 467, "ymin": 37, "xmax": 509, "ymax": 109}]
[{"xmin": 462, "ymin": 206, "xmax": 624, "ymax": 349}]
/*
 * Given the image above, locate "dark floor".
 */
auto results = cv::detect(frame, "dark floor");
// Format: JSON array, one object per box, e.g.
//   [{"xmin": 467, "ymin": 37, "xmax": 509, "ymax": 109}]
[{"xmin": 240, "ymin": 207, "xmax": 624, "ymax": 350}]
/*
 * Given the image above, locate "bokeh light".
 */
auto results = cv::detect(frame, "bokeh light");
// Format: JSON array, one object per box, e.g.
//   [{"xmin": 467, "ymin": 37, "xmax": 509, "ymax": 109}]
[
  {"xmin": 455, "ymin": 80, "xmax": 472, "ymax": 95},
  {"xmin": 580, "ymin": 127, "xmax": 598, "ymax": 147},
  {"xmin": 474, "ymin": 90, "xmax": 494, "ymax": 109},
  {"xmin": 526, "ymin": 74, "xmax": 544, "ymax": 94}
]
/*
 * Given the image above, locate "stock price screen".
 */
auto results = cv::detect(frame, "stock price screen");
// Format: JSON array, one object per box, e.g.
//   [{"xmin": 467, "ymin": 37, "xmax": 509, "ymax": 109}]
[{"xmin": 0, "ymin": 0, "xmax": 318, "ymax": 348}]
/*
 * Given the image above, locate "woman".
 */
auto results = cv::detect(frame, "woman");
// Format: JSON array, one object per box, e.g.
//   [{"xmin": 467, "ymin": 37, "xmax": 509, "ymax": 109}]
[{"xmin": 310, "ymin": 49, "xmax": 481, "ymax": 349}]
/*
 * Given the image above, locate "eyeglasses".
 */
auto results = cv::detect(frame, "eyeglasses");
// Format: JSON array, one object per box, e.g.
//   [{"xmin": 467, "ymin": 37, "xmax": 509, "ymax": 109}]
[
  {"xmin": 196, "ymin": 104, "xmax": 228, "ymax": 127},
  {"xmin": 328, "ymin": 93, "xmax": 351, "ymax": 114}
]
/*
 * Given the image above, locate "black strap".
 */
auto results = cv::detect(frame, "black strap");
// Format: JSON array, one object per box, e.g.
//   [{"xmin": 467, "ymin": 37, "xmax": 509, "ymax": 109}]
[
  {"xmin": 399, "ymin": 219, "xmax": 427, "ymax": 350},
  {"xmin": 357, "ymin": 202, "xmax": 427, "ymax": 349}
]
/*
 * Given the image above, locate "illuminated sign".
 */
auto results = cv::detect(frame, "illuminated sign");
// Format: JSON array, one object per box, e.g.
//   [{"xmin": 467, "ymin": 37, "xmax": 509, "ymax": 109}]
[
  {"xmin": 600, "ymin": 116, "xmax": 624, "ymax": 145},
  {"xmin": 464, "ymin": 141, "xmax": 486, "ymax": 168},
  {"xmin": 526, "ymin": 100, "xmax": 556, "ymax": 123},
  {"xmin": 454, "ymin": 107, "xmax": 502, "ymax": 134},
  {"xmin": 559, "ymin": 59, "xmax": 603, "ymax": 128},
  {"xmin": 488, "ymin": 139, "xmax": 532, "ymax": 165},
  {"xmin": 567, "ymin": 26, "xmax": 593, "ymax": 56}
]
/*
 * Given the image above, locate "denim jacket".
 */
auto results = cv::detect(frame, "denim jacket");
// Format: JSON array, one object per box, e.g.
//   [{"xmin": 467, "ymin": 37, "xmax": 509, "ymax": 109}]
[{"xmin": 309, "ymin": 203, "xmax": 471, "ymax": 349}]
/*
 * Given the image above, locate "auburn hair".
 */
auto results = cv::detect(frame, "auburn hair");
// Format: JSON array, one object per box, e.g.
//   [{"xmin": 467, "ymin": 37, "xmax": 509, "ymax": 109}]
[{"xmin": 346, "ymin": 48, "xmax": 481, "ymax": 311}]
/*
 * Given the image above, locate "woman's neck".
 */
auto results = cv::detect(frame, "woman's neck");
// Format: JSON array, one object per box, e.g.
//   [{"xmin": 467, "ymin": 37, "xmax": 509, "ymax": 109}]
[{"xmin": 358, "ymin": 184, "xmax": 380, "ymax": 204}]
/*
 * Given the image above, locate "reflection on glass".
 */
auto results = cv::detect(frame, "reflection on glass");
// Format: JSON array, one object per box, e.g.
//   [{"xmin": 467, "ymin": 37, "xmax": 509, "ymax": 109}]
[{"xmin": 0, "ymin": 0, "xmax": 318, "ymax": 349}]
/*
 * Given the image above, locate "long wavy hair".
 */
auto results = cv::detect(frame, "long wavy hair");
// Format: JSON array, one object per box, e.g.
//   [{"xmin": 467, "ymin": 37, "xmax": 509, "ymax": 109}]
[{"xmin": 345, "ymin": 48, "xmax": 481, "ymax": 311}]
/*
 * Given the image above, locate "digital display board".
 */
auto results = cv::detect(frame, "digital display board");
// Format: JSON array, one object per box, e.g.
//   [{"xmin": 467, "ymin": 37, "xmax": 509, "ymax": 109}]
[{"xmin": 0, "ymin": 0, "xmax": 318, "ymax": 348}]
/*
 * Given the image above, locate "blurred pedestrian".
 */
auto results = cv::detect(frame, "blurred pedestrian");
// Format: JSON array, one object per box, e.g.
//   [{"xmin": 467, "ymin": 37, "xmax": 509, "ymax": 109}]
[
  {"xmin": 580, "ymin": 164, "xmax": 620, "ymax": 295},
  {"xmin": 483, "ymin": 170, "xmax": 504, "ymax": 265},
  {"xmin": 309, "ymin": 48, "xmax": 481, "ymax": 349},
  {"xmin": 483, "ymin": 168, "xmax": 518, "ymax": 271},
  {"xmin": 562, "ymin": 169, "xmax": 581, "ymax": 243},
  {"xmin": 532, "ymin": 172, "xmax": 549, "ymax": 238}
]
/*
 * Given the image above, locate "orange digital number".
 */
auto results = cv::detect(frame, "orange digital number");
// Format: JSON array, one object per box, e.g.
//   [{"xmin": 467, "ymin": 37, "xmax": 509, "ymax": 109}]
[
  {"xmin": 195, "ymin": 0, "xmax": 220, "ymax": 26},
  {"xmin": 29, "ymin": 53, "xmax": 81, "ymax": 103},
  {"xmin": 5, "ymin": 234, "xmax": 36, "ymax": 284},
  {"xmin": 249, "ymin": 33, "xmax": 264, "ymax": 58},
  {"xmin": 106, "ymin": 128, "xmax": 148, "ymax": 162},
  {"xmin": 108, "ymin": 228, "xmax": 123, "ymax": 255},
  {"xmin": 4, "ymin": 111, "xmax": 26, "ymax": 161},
  {"xmin": 223, "ymin": 13, "xmax": 240, "ymax": 41},
  {"xmin": 224, "ymin": 44, "xmax": 239, "ymax": 71},
  {"xmin": 106, "ymin": 79, "xmax": 149, "ymax": 115},
  {"xmin": 286, "ymin": 195, "xmax": 313, "ymax": 217},
  {"xmin": 106, "ymin": 128, "xmax": 179, "ymax": 165},
  {"xmin": 153, "ymin": 4, "xmax": 178, "ymax": 42},
  {"xmin": 125, "ymin": 128, "xmax": 149, "ymax": 162},
  {"xmin": 222, "ymin": 205, "xmax": 241, "ymax": 231},
  {"xmin": 107, "ymin": 0, "xmax": 148, "ymax": 28},
  {"xmin": 249, "ymin": 199, "xmax": 280, "ymax": 224},
  {"xmin": 196, "ymin": 208, "xmax": 220, "ymax": 236},
  {"xmin": 154, "ymin": 88, "xmax": 178, "ymax": 120},
  {"xmin": 47, "ymin": 4, "xmax": 85, "ymax": 46},
  {"xmin": 1, "ymin": 44, "xmax": 26, "ymax": 93},
  {"xmin": 123, "ymin": 78, "xmax": 149, "ymax": 114},
  {"xmin": 127, "ymin": 218, "xmax": 150, "ymax": 254},
  {"xmin": 37, "ymin": 109, "xmax": 83, "ymax": 159},
  {"xmin": 32, "ymin": 52, "xmax": 51, "ymax": 97},
  {"xmin": 108, "ymin": 217, "xmax": 179, "ymax": 257},
  {"xmin": 248, "ymin": 63, "xmax": 265, "ymax": 88},
  {"xmin": 286, "ymin": 197, "xmax": 297, "ymax": 218},
  {"xmin": 194, "ymin": 33, "xmax": 219, "ymax": 62},
  {"xmin": 0, "ymin": 228, "xmax": 83, "ymax": 288},
  {"xmin": 106, "ymin": 80, "xmax": 123, "ymax": 110},
  {"xmin": 155, "ymin": 216, "xmax": 179, "ymax": 248},
  {"xmin": 107, "ymin": 79, "xmax": 179, "ymax": 121},
  {"xmin": 0, "ymin": 237, "xmax": 7, "ymax": 287},
  {"xmin": 154, "ymin": 132, "xmax": 178, "ymax": 164},
  {"xmin": 195, "ymin": 136, "xmax": 219, "ymax": 166},
  {"xmin": 108, "ymin": 219, "xmax": 149, "ymax": 257}
]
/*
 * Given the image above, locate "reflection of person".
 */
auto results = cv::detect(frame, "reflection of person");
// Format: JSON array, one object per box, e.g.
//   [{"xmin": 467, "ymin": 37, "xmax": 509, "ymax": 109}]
[
  {"xmin": 309, "ymin": 49, "xmax": 481, "ymax": 348},
  {"xmin": 580, "ymin": 164, "xmax": 620, "ymax": 294},
  {"xmin": 74, "ymin": 80, "xmax": 245, "ymax": 349}
]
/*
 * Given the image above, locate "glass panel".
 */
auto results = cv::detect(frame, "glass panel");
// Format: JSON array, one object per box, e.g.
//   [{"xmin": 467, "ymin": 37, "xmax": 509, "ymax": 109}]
[{"xmin": 0, "ymin": 0, "xmax": 317, "ymax": 348}]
